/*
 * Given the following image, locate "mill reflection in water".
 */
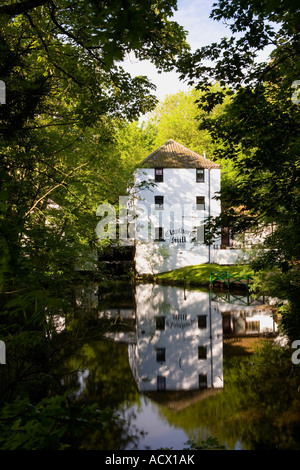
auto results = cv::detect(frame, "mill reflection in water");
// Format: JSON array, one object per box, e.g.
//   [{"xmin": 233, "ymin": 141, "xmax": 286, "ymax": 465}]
[
  {"xmin": 98, "ymin": 284, "xmax": 277, "ymax": 394},
  {"xmin": 129, "ymin": 285, "xmax": 223, "ymax": 392}
]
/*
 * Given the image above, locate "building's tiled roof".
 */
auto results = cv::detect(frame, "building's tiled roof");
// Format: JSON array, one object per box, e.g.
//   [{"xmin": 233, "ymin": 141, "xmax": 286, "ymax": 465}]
[{"xmin": 140, "ymin": 139, "xmax": 220, "ymax": 169}]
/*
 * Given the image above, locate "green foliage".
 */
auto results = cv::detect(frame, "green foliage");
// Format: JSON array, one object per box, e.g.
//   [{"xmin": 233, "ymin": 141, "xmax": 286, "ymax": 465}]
[
  {"xmin": 229, "ymin": 343, "xmax": 300, "ymax": 415},
  {"xmin": 0, "ymin": 392, "xmax": 114, "ymax": 450},
  {"xmin": 177, "ymin": 0, "xmax": 300, "ymax": 90},
  {"xmin": 0, "ymin": 0, "xmax": 189, "ymax": 290},
  {"xmin": 144, "ymin": 86, "xmax": 229, "ymax": 159},
  {"xmin": 159, "ymin": 437, "xmax": 226, "ymax": 450},
  {"xmin": 114, "ymin": 121, "xmax": 157, "ymax": 175},
  {"xmin": 278, "ymin": 301, "xmax": 300, "ymax": 343},
  {"xmin": 0, "ymin": 1, "xmax": 188, "ymax": 290},
  {"xmin": 0, "ymin": 0, "xmax": 189, "ymax": 450},
  {"xmin": 184, "ymin": 437, "xmax": 226, "ymax": 450},
  {"xmin": 176, "ymin": 0, "xmax": 300, "ymax": 338},
  {"xmin": 154, "ymin": 263, "xmax": 252, "ymax": 286},
  {"xmin": 157, "ymin": 342, "xmax": 300, "ymax": 450}
]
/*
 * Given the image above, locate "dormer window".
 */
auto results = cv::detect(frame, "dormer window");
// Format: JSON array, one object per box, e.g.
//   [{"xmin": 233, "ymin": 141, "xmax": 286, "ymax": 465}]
[
  {"xmin": 196, "ymin": 168, "xmax": 204, "ymax": 182},
  {"xmin": 155, "ymin": 168, "xmax": 163, "ymax": 182}
]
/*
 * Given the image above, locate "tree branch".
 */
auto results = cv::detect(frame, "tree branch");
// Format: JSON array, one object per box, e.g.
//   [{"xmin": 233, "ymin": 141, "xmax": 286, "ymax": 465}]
[
  {"xmin": 24, "ymin": 162, "xmax": 89, "ymax": 217},
  {"xmin": 0, "ymin": 0, "xmax": 48, "ymax": 17}
]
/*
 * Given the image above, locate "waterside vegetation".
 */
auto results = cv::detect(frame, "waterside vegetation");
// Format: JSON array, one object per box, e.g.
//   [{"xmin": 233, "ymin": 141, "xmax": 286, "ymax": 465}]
[
  {"xmin": 0, "ymin": 0, "xmax": 299, "ymax": 450},
  {"xmin": 141, "ymin": 263, "xmax": 254, "ymax": 288}
]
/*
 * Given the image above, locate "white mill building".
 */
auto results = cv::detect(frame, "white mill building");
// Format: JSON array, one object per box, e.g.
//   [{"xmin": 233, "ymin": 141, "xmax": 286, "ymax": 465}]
[{"xmin": 133, "ymin": 139, "xmax": 243, "ymax": 274}]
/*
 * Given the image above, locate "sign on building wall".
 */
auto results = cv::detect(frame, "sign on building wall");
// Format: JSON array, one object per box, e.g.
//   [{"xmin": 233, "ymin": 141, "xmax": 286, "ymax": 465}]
[{"xmin": 164, "ymin": 227, "xmax": 193, "ymax": 244}]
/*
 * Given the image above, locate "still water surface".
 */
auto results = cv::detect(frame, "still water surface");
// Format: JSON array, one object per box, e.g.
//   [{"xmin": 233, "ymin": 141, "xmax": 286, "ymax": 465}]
[{"xmin": 60, "ymin": 282, "xmax": 300, "ymax": 450}]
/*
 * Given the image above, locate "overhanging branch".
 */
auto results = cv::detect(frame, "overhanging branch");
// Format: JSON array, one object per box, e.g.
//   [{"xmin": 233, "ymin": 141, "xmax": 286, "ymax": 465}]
[{"xmin": 0, "ymin": 0, "xmax": 48, "ymax": 17}]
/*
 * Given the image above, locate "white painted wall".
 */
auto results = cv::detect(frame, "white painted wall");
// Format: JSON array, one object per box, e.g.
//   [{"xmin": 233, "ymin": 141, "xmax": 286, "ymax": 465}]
[
  {"xmin": 135, "ymin": 167, "xmax": 221, "ymax": 219},
  {"xmin": 212, "ymin": 249, "xmax": 249, "ymax": 266},
  {"xmin": 133, "ymin": 167, "xmax": 224, "ymax": 273},
  {"xmin": 135, "ymin": 243, "xmax": 249, "ymax": 274}
]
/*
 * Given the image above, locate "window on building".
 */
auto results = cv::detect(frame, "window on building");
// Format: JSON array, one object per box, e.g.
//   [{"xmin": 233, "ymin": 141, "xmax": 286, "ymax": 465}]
[
  {"xmin": 196, "ymin": 196, "xmax": 205, "ymax": 210},
  {"xmin": 155, "ymin": 226, "xmax": 164, "ymax": 241},
  {"xmin": 156, "ymin": 348, "xmax": 166, "ymax": 362},
  {"xmin": 196, "ymin": 168, "xmax": 205, "ymax": 182},
  {"xmin": 157, "ymin": 376, "xmax": 166, "ymax": 391},
  {"xmin": 199, "ymin": 374, "xmax": 207, "ymax": 389},
  {"xmin": 155, "ymin": 168, "xmax": 163, "ymax": 182},
  {"xmin": 198, "ymin": 315, "xmax": 207, "ymax": 329},
  {"xmin": 156, "ymin": 316, "xmax": 166, "ymax": 330},
  {"xmin": 198, "ymin": 346, "xmax": 207, "ymax": 360},
  {"xmin": 246, "ymin": 321, "xmax": 260, "ymax": 333},
  {"xmin": 155, "ymin": 195, "xmax": 164, "ymax": 209}
]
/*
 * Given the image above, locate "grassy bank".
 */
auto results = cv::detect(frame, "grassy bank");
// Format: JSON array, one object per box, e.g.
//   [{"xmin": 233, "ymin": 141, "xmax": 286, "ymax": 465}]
[{"xmin": 143, "ymin": 263, "xmax": 254, "ymax": 287}]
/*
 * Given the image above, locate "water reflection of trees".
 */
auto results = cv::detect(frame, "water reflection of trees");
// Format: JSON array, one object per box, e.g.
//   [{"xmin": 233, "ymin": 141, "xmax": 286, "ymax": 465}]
[
  {"xmin": 54, "ymin": 334, "xmax": 146, "ymax": 449},
  {"xmin": 62, "ymin": 282, "xmax": 300, "ymax": 450},
  {"xmin": 128, "ymin": 284, "xmax": 299, "ymax": 450},
  {"xmin": 155, "ymin": 344, "xmax": 300, "ymax": 450}
]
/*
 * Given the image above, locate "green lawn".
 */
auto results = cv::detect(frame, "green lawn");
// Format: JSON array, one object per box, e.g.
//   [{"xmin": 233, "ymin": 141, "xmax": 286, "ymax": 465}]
[{"xmin": 151, "ymin": 263, "xmax": 254, "ymax": 287}]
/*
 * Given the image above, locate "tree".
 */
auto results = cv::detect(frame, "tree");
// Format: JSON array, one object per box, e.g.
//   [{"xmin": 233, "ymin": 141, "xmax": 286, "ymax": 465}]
[
  {"xmin": 147, "ymin": 88, "xmax": 211, "ymax": 154},
  {"xmin": 114, "ymin": 120, "xmax": 157, "ymax": 176},
  {"xmin": 0, "ymin": 1, "xmax": 189, "ymax": 448},
  {"xmin": 144, "ymin": 87, "xmax": 230, "ymax": 158},
  {"xmin": 177, "ymin": 0, "xmax": 300, "ymax": 337},
  {"xmin": 0, "ymin": 0, "xmax": 189, "ymax": 285}
]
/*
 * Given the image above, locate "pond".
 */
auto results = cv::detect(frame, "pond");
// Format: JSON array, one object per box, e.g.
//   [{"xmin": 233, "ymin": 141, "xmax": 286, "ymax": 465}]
[{"xmin": 56, "ymin": 282, "xmax": 300, "ymax": 450}]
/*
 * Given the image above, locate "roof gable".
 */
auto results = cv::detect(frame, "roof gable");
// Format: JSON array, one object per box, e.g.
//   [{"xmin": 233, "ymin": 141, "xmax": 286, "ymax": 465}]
[{"xmin": 140, "ymin": 139, "xmax": 220, "ymax": 169}]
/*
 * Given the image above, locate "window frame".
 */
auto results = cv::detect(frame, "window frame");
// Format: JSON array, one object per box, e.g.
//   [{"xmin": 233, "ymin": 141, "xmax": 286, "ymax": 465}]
[
  {"xmin": 198, "ymin": 345, "xmax": 207, "ymax": 360},
  {"xmin": 155, "ymin": 226, "xmax": 164, "ymax": 241},
  {"xmin": 196, "ymin": 168, "xmax": 205, "ymax": 182},
  {"xmin": 155, "ymin": 195, "xmax": 164, "ymax": 210},
  {"xmin": 157, "ymin": 376, "xmax": 166, "ymax": 391},
  {"xmin": 156, "ymin": 316, "xmax": 166, "ymax": 330},
  {"xmin": 199, "ymin": 374, "xmax": 207, "ymax": 389},
  {"xmin": 156, "ymin": 348, "xmax": 166, "ymax": 362},
  {"xmin": 198, "ymin": 315, "xmax": 207, "ymax": 329},
  {"xmin": 155, "ymin": 168, "xmax": 164, "ymax": 182},
  {"xmin": 193, "ymin": 224, "xmax": 205, "ymax": 244},
  {"xmin": 196, "ymin": 196, "xmax": 205, "ymax": 210}
]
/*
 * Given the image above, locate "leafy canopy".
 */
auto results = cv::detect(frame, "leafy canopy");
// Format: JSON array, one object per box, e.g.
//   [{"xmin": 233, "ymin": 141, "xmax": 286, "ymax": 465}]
[
  {"xmin": 0, "ymin": 0, "xmax": 189, "ymax": 449},
  {"xmin": 176, "ymin": 0, "xmax": 300, "ymax": 335}
]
